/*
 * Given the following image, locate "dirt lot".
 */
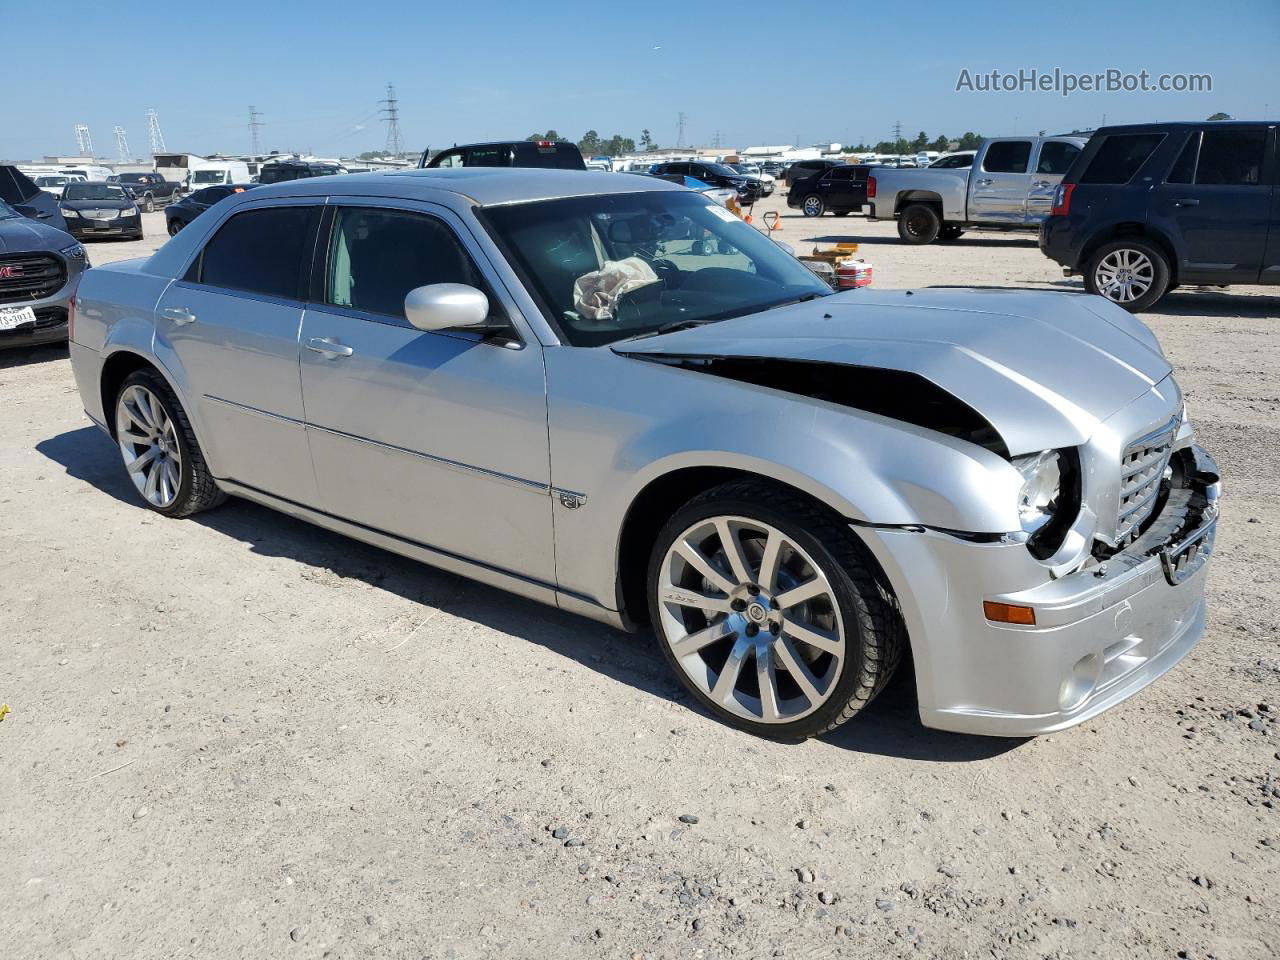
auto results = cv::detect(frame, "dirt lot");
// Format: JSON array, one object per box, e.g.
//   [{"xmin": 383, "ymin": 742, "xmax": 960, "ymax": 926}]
[{"xmin": 2, "ymin": 197, "xmax": 1278, "ymax": 960}]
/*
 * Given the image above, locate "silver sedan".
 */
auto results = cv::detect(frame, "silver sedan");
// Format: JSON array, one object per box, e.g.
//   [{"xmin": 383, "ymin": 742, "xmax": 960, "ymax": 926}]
[{"xmin": 67, "ymin": 169, "xmax": 1219, "ymax": 739}]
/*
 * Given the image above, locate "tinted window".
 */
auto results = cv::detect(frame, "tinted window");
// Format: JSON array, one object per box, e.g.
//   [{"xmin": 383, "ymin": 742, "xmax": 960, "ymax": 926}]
[
  {"xmin": 982, "ymin": 141, "xmax": 1032, "ymax": 173},
  {"xmin": 193, "ymin": 187, "xmax": 233, "ymax": 203},
  {"xmin": 326, "ymin": 207, "xmax": 492, "ymax": 321},
  {"xmin": 826, "ymin": 167, "xmax": 854, "ymax": 181},
  {"xmin": 1166, "ymin": 134, "xmax": 1199, "ymax": 183},
  {"xmin": 1195, "ymin": 128, "xmax": 1267, "ymax": 185},
  {"xmin": 431, "ymin": 150, "xmax": 464, "ymax": 168},
  {"xmin": 197, "ymin": 206, "xmax": 314, "ymax": 299},
  {"xmin": 464, "ymin": 146, "xmax": 510, "ymax": 167},
  {"xmin": 512, "ymin": 142, "xmax": 586, "ymax": 170},
  {"xmin": 1079, "ymin": 133, "xmax": 1165, "ymax": 184},
  {"xmin": 932, "ymin": 154, "xmax": 972, "ymax": 168},
  {"xmin": 0, "ymin": 166, "xmax": 40, "ymax": 204},
  {"xmin": 1036, "ymin": 141, "xmax": 1081, "ymax": 175}
]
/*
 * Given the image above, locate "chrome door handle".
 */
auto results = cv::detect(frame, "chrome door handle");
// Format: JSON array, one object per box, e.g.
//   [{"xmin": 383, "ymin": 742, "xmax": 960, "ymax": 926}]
[
  {"xmin": 160, "ymin": 306, "xmax": 196, "ymax": 325},
  {"xmin": 306, "ymin": 337, "xmax": 354, "ymax": 359},
  {"xmin": 1173, "ymin": 198, "xmax": 1200, "ymax": 207},
  {"xmin": 975, "ymin": 178, "xmax": 993, "ymax": 186}
]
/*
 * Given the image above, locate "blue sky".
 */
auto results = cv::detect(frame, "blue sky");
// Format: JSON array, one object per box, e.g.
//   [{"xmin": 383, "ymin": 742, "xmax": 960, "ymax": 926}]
[{"xmin": 5, "ymin": 0, "xmax": 1277, "ymax": 161}]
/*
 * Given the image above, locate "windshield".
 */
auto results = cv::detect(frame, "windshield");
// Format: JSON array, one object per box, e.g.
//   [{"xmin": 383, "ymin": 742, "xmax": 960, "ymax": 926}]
[
  {"xmin": 701, "ymin": 163, "xmax": 740, "ymax": 178},
  {"xmin": 37, "ymin": 176, "xmax": 70, "ymax": 187},
  {"xmin": 115, "ymin": 173, "xmax": 149, "ymax": 183},
  {"xmin": 65, "ymin": 183, "xmax": 129, "ymax": 201},
  {"xmin": 481, "ymin": 190, "xmax": 831, "ymax": 347},
  {"xmin": 192, "ymin": 170, "xmax": 225, "ymax": 183}
]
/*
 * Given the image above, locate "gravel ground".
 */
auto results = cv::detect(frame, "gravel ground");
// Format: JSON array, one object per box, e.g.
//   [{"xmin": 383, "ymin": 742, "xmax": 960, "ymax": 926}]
[{"xmin": 2, "ymin": 199, "xmax": 1278, "ymax": 959}]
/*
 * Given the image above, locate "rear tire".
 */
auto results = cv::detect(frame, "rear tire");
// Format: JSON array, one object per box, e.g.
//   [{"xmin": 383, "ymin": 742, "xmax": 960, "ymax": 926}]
[
  {"xmin": 897, "ymin": 204, "xmax": 941, "ymax": 244},
  {"xmin": 647, "ymin": 479, "xmax": 906, "ymax": 740},
  {"xmin": 167, "ymin": 218, "xmax": 182, "ymax": 236},
  {"xmin": 801, "ymin": 194, "xmax": 824, "ymax": 218},
  {"xmin": 143, "ymin": 194, "xmax": 155, "ymax": 213},
  {"xmin": 1083, "ymin": 239, "xmax": 1170, "ymax": 312},
  {"xmin": 114, "ymin": 369, "xmax": 225, "ymax": 517}
]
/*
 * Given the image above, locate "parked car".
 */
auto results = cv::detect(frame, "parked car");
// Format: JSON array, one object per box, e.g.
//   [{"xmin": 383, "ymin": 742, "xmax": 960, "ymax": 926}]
[
  {"xmin": 787, "ymin": 164, "xmax": 872, "ymax": 217},
  {"xmin": 33, "ymin": 174, "xmax": 86, "ymax": 199},
  {"xmin": 185, "ymin": 162, "xmax": 252, "ymax": 191},
  {"xmin": 0, "ymin": 200, "xmax": 88, "ymax": 348},
  {"xmin": 257, "ymin": 160, "xmax": 345, "ymax": 184},
  {"xmin": 784, "ymin": 159, "xmax": 840, "ymax": 187},
  {"xmin": 866, "ymin": 135, "xmax": 1088, "ymax": 243},
  {"xmin": 165, "ymin": 184, "xmax": 258, "ymax": 235},
  {"xmin": 650, "ymin": 161, "xmax": 761, "ymax": 201},
  {"xmin": 420, "ymin": 140, "xmax": 587, "ymax": 171},
  {"xmin": 68, "ymin": 169, "xmax": 1218, "ymax": 740},
  {"xmin": 929, "ymin": 152, "xmax": 976, "ymax": 169},
  {"xmin": 649, "ymin": 173, "xmax": 738, "ymax": 208},
  {"xmin": 727, "ymin": 163, "xmax": 774, "ymax": 196},
  {"xmin": 1040, "ymin": 121, "xmax": 1279, "ymax": 311},
  {"xmin": 1, "ymin": 165, "xmax": 68, "ymax": 231},
  {"xmin": 108, "ymin": 172, "xmax": 182, "ymax": 211},
  {"xmin": 59, "ymin": 182, "xmax": 143, "ymax": 241}
]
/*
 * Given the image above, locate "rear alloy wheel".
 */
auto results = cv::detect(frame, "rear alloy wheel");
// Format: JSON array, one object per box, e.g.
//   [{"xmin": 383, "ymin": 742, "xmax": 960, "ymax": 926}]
[
  {"xmin": 114, "ymin": 370, "xmax": 225, "ymax": 517},
  {"xmin": 801, "ymin": 194, "xmax": 824, "ymax": 217},
  {"xmin": 648, "ymin": 480, "xmax": 905, "ymax": 739},
  {"xmin": 1084, "ymin": 239, "xmax": 1170, "ymax": 312},
  {"xmin": 897, "ymin": 203, "xmax": 941, "ymax": 244}
]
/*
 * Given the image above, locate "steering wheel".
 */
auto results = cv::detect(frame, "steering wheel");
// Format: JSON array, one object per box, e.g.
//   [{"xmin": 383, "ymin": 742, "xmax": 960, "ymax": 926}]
[{"xmin": 650, "ymin": 258, "xmax": 683, "ymax": 289}]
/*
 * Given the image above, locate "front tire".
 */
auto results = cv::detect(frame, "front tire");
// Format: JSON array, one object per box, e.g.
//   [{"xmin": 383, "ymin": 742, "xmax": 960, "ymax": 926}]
[
  {"xmin": 1083, "ymin": 239, "xmax": 1170, "ymax": 312},
  {"xmin": 647, "ymin": 480, "xmax": 905, "ymax": 740},
  {"xmin": 801, "ymin": 194, "xmax": 824, "ymax": 217},
  {"xmin": 142, "ymin": 194, "xmax": 155, "ymax": 213},
  {"xmin": 897, "ymin": 203, "xmax": 941, "ymax": 244},
  {"xmin": 167, "ymin": 218, "xmax": 182, "ymax": 236},
  {"xmin": 114, "ymin": 369, "xmax": 225, "ymax": 517}
]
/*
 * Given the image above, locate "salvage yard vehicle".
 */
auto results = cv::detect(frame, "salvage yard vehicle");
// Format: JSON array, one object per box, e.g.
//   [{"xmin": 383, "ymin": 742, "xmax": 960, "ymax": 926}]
[
  {"xmin": 33, "ymin": 174, "xmax": 86, "ymax": 199},
  {"xmin": 783, "ymin": 158, "xmax": 840, "ymax": 187},
  {"xmin": 68, "ymin": 169, "xmax": 1219, "ymax": 739},
  {"xmin": 108, "ymin": 172, "xmax": 182, "ymax": 211},
  {"xmin": 164, "ymin": 184, "xmax": 257, "ymax": 235},
  {"xmin": 650, "ymin": 161, "xmax": 761, "ymax": 202},
  {"xmin": 0, "ymin": 200, "xmax": 88, "ymax": 348},
  {"xmin": 59, "ymin": 182, "xmax": 143, "ymax": 241},
  {"xmin": 867, "ymin": 135, "xmax": 1087, "ymax": 243},
  {"xmin": 1040, "ymin": 121, "xmax": 1279, "ymax": 312},
  {"xmin": 421, "ymin": 140, "xmax": 587, "ymax": 171},
  {"xmin": 788, "ymin": 164, "xmax": 872, "ymax": 217}
]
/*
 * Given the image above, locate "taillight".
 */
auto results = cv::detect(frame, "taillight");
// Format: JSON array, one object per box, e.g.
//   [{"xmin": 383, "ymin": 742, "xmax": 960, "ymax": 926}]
[
  {"xmin": 866, "ymin": 175, "xmax": 877, "ymax": 198},
  {"xmin": 1051, "ymin": 183, "xmax": 1075, "ymax": 217}
]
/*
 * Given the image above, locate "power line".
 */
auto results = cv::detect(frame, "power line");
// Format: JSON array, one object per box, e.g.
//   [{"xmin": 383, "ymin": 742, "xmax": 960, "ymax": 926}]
[
  {"xmin": 248, "ymin": 106, "xmax": 265, "ymax": 156},
  {"xmin": 114, "ymin": 127, "xmax": 130, "ymax": 164},
  {"xmin": 146, "ymin": 110, "xmax": 166, "ymax": 155},
  {"xmin": 379, "ymin": 83, "xmax": 403, "ymax": 157}
]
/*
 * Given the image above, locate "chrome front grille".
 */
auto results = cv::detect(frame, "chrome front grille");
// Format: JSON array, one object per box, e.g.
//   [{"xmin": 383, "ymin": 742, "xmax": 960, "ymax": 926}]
[{"xmin": 1117, "ymin": 417, "xmax": 1178, "ymax": 540}]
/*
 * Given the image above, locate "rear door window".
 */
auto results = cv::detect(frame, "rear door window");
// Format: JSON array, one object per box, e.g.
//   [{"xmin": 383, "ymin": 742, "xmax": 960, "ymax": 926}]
[
  {"xmin": 1036, "ymin": 141, "xmax": 1081, "ymax": 175},
  {"xmin": 325, "ymin": 207, "xmax": 497, "ymax": 323},
  {"xmin": 1079, "ymin": 133, "xmax": 1165, "ymax": 184},
  {"xmin": 194, "ymin": 206, "xmax": 316, "ymax": 299},
  {"xmin": 463, "ymin": 145, "xmax": 511, "ymax": 167},
  {"xmin": 1166, "ymin": 134, "xmax": 1199, "ymax": 183},
  {"xmin": 1194, "ymin": 128, "xmax": 1268, "ymax": 185},
  {"xmin": 982, "ymin": 141, "xmax": 1032, "ymax": 173}
]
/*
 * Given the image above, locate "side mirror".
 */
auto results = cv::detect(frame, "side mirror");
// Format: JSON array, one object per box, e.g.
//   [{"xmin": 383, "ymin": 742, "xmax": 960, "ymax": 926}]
[{"xmin": 404, "ymin": 283, "xmax": 490, "ymax": 332}]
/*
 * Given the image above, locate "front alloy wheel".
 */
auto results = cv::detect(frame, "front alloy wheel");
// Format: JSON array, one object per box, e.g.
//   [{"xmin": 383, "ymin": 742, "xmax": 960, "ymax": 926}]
[
  {"xmin": 801, "ymin": 194, "xmax": 824, "ymax": 217},
  {"xmin": 648, "ymin": 481, "xmax": 905, "ymax": 739}
]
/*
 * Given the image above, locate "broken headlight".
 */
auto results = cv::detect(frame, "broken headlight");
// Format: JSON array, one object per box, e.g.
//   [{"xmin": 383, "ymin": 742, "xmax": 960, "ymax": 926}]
[{"xmin": 1014, "ymin": 450, "xmax": 1062, "ymax": 536}]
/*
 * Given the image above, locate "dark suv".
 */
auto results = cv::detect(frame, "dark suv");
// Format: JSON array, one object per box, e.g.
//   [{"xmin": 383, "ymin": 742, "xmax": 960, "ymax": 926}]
[
  {"xmin": 787, "ymin": 164, "xmax": 872, "ymax": 217},
  {"xmin": 649, "ymin": 161, "xmax": 760, "ymax": 201},
  {"xmin": 1040, "ymin": 121, "xmax": 1278, "ymax": 311}
]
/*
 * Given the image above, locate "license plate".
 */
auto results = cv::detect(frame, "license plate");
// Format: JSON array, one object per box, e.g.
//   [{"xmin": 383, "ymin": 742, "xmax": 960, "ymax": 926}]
[{"xmin": 0, "ymin": 305, "xmax": 37, "ymax": 331}]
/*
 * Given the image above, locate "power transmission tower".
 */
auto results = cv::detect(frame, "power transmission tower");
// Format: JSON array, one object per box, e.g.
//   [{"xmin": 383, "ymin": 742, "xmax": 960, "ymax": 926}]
[
  {"xmin": 711, "ymin": 130, "xmax": 722, "ymax": 149},
  {"xmin": 248, "ymin": 106, "xmax": 264, "ymax": 156},
  {"xmin": 114, "ymin": 127, "xmax": 130, "ymax": 164},
  {"xmin": 892, "ymin": 120, "xmax": 902, "ymax": 143},
  {"xmin": 146, "ymin": 110, "xmax": 167, "ymax": 155},
  {"xmin": 379, "ymin": 84, "xmax": 403, "ymax": 157},
  {"xmin": 74, "ymin": 124, "xmax": 94, "ymax": 156},
  {"xmin": 676, "ymin": 112, "xmax": 687, "ymax": 148}
]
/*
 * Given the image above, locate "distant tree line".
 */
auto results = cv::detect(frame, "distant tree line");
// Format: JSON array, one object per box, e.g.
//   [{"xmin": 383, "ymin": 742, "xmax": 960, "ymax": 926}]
[
  {"xmin": 526, "ymin": 130, "xmax": 638, "ymax": 156},
  {"xmin": 847, "ymin": 131, "xmax": 984, "ymax": 154}
]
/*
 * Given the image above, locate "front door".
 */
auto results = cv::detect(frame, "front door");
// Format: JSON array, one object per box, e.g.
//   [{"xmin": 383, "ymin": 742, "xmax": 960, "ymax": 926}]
[
  {"xmin": 1025, "ymin": 139, "xmax": 1081, "ymax": 224},
  {"xmin": 969, "ymin": 139, "xmax": 1033, "ymax": 223},
  {"xmin": 297, "ymin": 201, "xmax": 555, "ymax": 584},
  {"xmin": 1151, "ymin": 126, "xmax": 1273, "ymax": 284},
  {"xmin": 153, "ymin": 201, "xmax": 321, "ymax": 506}
]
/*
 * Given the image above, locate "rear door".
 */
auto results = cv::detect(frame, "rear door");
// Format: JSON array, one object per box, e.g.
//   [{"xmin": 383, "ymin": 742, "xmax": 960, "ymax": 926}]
[
  {"xmin": 969, "ymin": 139, "xmax": 1033, "ymax": 223},
  {"xmin": 1026, "ymin": 139, "xmax": 1082, "ymax": 224},
  {"xmin": 1150, "ymin": 126, "xmax": 1273, "ymax": 284},
  {"xmin": 297, "ymin": 200, "xmax": 555, "ymax": 583},
  {"xmin": 153, "ymin": 200, "xmax": 321, "ymax": 505},
  {"xmin": 816, "ymin": 167, "xmax": 858, "ymax": 209},
  {"xmin": 1264, "ymin": 131, "xmax": 1280, "ymax": 285}
]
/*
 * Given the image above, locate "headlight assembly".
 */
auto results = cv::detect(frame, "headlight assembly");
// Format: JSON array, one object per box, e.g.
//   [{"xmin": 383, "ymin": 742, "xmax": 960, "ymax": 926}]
[
  {"xmin": 59, "ymin": 242, "xmax": 86, "ymax": 259},
  {"xmin": 62, "ymin": 208, "xmax": 80, "ymax": 218},
  {"xmin": 1013, "ymin": 450, "xmax": 1062, "ymax": 536}
]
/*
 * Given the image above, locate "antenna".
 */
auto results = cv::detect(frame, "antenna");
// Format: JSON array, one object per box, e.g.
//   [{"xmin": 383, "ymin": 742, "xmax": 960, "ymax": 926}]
[
  {"xmin": 114, "ymin": 126, "xmax": 130, "ymax": 164},
  {"xmin": 379, "ymin": 84, "xmax": 403, "ymax": 157},
  {"xmin": 676, "ymin": 112, "xmax": 687, "ymax": 149},
  {"xmin": 248, "ymin": 106, "xmax": 264, "ymax": 156},
  {"xmin": 146, "ymin": 110, "xmax": 167, "ymax": 155},
  {"xmin": 74, "ymin": 124, "xmax": 94, "ymax": 156}
]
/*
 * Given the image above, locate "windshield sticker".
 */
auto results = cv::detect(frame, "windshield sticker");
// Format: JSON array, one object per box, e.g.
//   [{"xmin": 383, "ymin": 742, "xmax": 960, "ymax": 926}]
[{"xmin": 705, "ymin": 204, "xmax": 739, "ymax": 223}]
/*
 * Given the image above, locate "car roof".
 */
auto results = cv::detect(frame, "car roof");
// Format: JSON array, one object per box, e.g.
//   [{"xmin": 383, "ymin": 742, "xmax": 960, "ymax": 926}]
[
  {"xmin": 239, "ymin": 168, "xmax": 682, "ymax": 206},
  {"xmin": 1094, "ymin": 120, "xmax": 1273, "ymax": 134}
]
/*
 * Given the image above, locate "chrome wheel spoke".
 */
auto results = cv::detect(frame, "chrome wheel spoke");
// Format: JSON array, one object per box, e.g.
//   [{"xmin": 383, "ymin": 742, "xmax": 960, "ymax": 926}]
[
  {"xmin": 142, "ymin": 461, "xmax": 160, "ymax": 501},
  {"xmin": 775, "ymin": 636, "xmax": 823, "ymax": 705},
  {"xmin": 756, "ymin": 649, "xmax": 781, "ymax": 721},
  {"xmin": 669, "ymin": 618, "xmax": 735, "ymax": 658},
  {"xmin": 126, "ymin": 448, "xmax": 157, "ymax": 474},
  {"xmin": 675, "ymin": 539, "xmax": 736, "ymax": 596},
  {"xmin": 782, "ymin": 618, "xmax": 841, "ymax": 656},
  {"xmin": 756, "ymin": 530, "xmax": 782, "ymax": 592},
  {"xmin": 710, "ymin": 641, "xmax": 748, "ymax": 702},
  {"xmin": 774, "ymin": 577, "xmax": 828, "ymax": 610},
  {"xmin": 715, "ymin": 518, "xmax": 753, "ymax": 585}
]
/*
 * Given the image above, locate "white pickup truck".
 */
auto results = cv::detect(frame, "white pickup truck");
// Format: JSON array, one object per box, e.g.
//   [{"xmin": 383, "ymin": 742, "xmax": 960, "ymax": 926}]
[{"xmin": 866, "ymin": 136, "xmax": 1087, "ymax": 244}]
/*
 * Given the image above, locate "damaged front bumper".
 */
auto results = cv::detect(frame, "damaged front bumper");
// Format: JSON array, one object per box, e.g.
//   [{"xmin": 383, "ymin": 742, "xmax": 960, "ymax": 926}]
[{"xmin": 860, "ymin": 446, "xmax": 1220, "ymax": 737}]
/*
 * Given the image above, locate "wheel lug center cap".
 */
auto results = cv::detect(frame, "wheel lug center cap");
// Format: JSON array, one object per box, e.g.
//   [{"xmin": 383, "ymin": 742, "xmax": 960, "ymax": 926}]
[{"xmin": 745, "ymin": 601, "xmax": 768, "ymax": 624}]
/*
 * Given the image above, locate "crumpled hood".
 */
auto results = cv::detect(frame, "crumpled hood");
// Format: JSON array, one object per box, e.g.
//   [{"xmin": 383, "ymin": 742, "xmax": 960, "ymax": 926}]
[
  {"xmin": 615, "ymin": 288, "xmax": 1173, "ymax": 455},
  {"xmin": 0, "ymin": 216, "xmax": 72, "ymax": 253}
]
